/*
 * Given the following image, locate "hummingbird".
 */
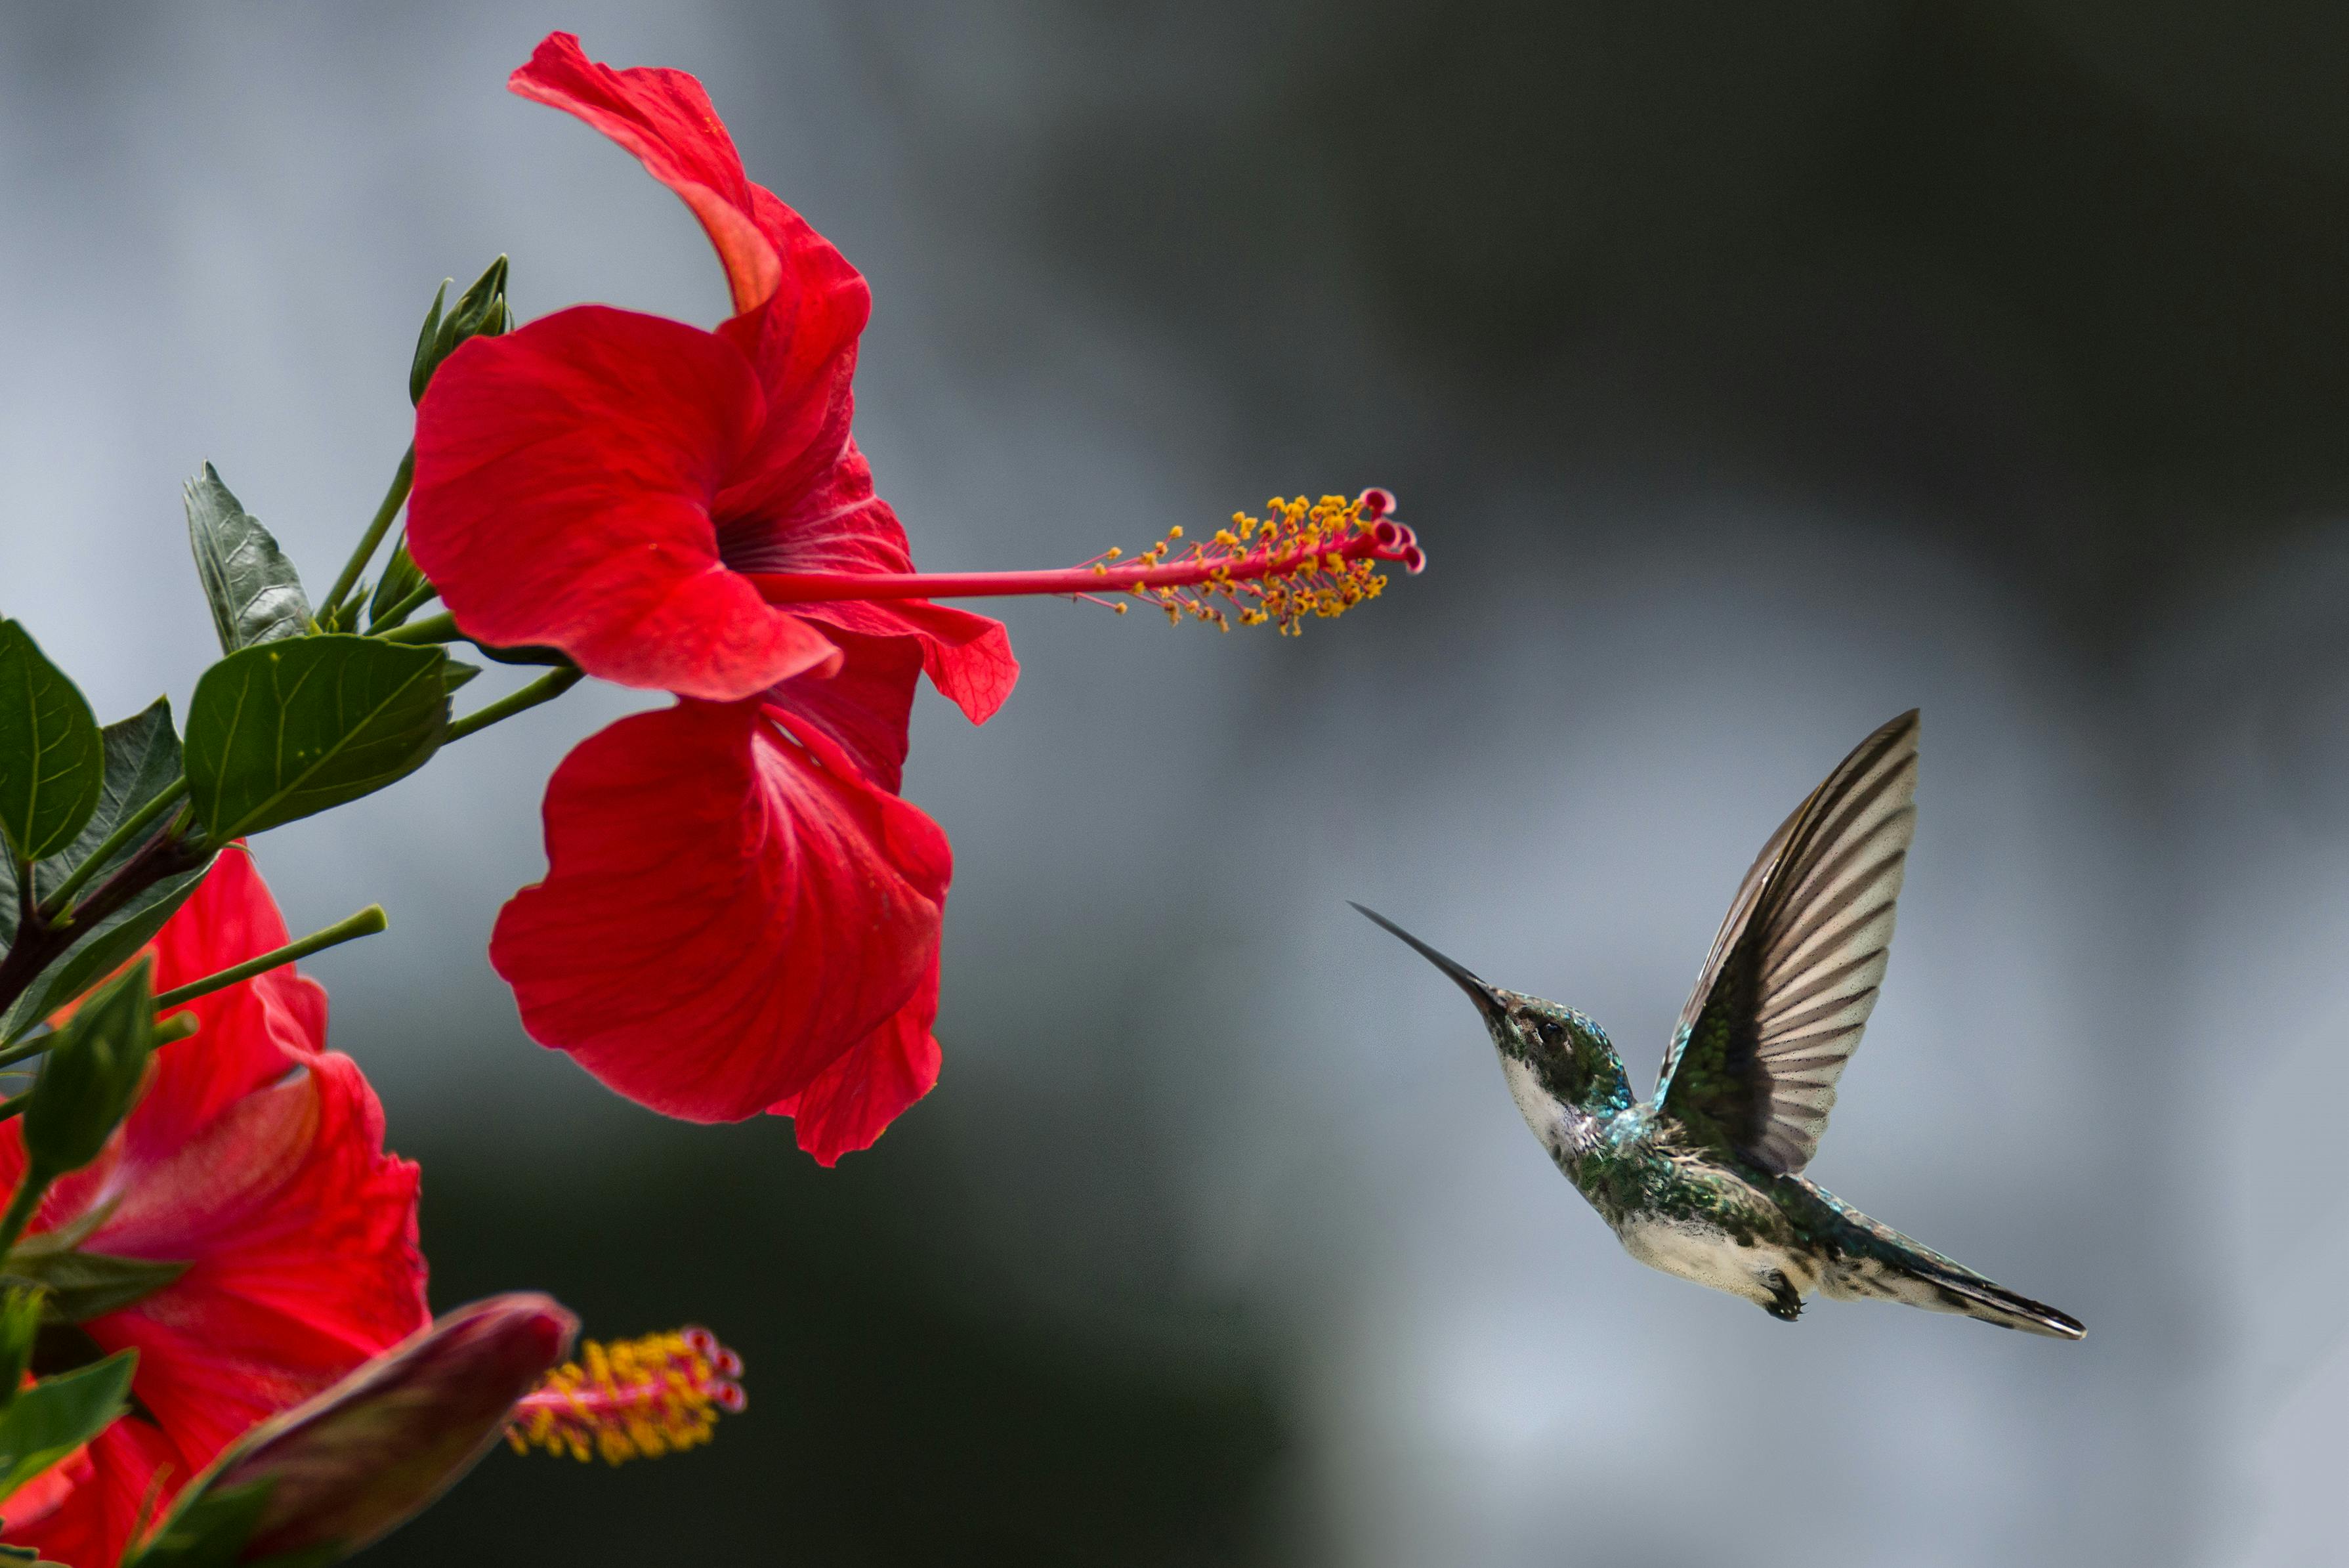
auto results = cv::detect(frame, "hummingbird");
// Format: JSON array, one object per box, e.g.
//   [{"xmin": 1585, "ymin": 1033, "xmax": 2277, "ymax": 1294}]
[{"xmin": 1357, "ymin": 711, "xmax": 2083, "ymax": 1338}]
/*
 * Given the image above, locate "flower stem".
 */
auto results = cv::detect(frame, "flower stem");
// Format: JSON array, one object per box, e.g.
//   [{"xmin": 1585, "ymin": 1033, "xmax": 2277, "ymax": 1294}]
[
  {"xmin": 150, "ymin": 904, "xmax": 387, "ymax": 1012},
  {"xmin": 320, "ymin": 445, "xmax": 417, "ymax": 626},
  {"xmin": 444, "ymin": 668, "xmax": 584, "ymax": 745},
  {"xmin": 39, "ymin": 778, "xmax": 188, "ymax": 923},
  {"xmin": 379, "ymin": 611, "xmax": 459, "ymax": 646}
]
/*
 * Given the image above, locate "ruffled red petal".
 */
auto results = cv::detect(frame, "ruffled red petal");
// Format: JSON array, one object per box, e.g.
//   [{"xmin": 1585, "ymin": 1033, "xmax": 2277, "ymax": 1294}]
[
  {"xmin": 769, "ymin": 965, "xmax": 943, "ymax": 1166},
  {"xmin": 513, "ymin": 33, "xmax": 870, "ymax": 457},
  {"xmin": 0, "ymin": 855, "xmax": 425, "ymax": 1568},
  {"xmin": 509, "ymin": 32, "xmax": 784, "ymax": 316},
  {"xmin": 490, "ymin": 699, "xmax": 952, "ymax": 1124},
  {"xmin": 410, "ymin": 306, "xmax": 843, "ymax": 701}
]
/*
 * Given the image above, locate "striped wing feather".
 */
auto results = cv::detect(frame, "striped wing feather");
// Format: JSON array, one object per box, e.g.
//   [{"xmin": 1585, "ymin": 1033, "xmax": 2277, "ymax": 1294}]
[{"xmin": 1655, "ymin": 711, "xmax": 1919, "ymax": 1174}]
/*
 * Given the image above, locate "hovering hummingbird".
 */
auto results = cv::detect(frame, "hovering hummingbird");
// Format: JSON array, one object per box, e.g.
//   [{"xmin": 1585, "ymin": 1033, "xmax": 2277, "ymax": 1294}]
[{"xmin": 1357, "ymin": 711, "xmax": 2083, "ymax": 1338}]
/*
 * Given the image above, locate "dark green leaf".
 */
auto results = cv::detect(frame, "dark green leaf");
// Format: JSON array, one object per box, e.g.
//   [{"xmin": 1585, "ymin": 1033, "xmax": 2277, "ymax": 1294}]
[
  {"xmin": 0, "ymin": 701, "xmax": 214, "ymax": 1042},
  {"xmin": 186, "ymin": 465, "xmax": 314, "ymax": 655},
  {"xmin": 185, "ymin": 637, "xmax": 448, "ymax": 843},
  {"xmin": 0, "ymin": 1348, "xmax": 135, "ymax": 1504},
  {"xmin": 0, "ymin": 1288, "xmax": 41, "ymax": 1412},
  {"xmin": 362, "ymin": 538, "xmax": 425, "ymax": 631},
  {"xmin": 1, "ymin": 1246, "xmax": 189, "ymax": 1323},
  {"xmin": 0, "ymin": 623, "xmax": 104, "ymax": 865},
  {"xmin": 437, "ymin": 656, "xmax": 480, "ymax": 695},
  {"xmin": 25, "ymin": 960, "xmax": 155, "ymax": 1177}
]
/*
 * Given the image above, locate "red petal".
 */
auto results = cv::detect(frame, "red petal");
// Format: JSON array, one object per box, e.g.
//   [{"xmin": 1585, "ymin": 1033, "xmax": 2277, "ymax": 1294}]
[
  {"xmin": 77, "ymin": 1048, "xmax": 426, "ymax": 1456},
  {"xmin": 142, "ymin": 846, "xmax": 325, "ymax": 1143},
  {"xmin": 410, "ymin": 306, "xmax": 843, "ymax": 701},
  {"xmin": 511, "ymin": 32, "xmax": 781, "ymax": 316},
  {"xmin": 769, "ymin": 964, "xmax": 942, "ymax": 1166},
  {"xmin": 805, "ymin": 598, "xmax": 1020, "ymax": 729},
  {"xmin": 491, "ymin": 700, "xmax": 952, "ymax": 1123},
  {"xmin": 511, "ymin": 33, "xmax": 871, "ymax": 394}
]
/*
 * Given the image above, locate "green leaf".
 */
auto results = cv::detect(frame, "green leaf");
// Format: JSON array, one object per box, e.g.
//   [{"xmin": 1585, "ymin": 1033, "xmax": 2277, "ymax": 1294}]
[
  {"xmin": 0, "ymin": 1348, "xmax": 136, "ymax": 1504},
  {"xmin": 185, "ymin": 637, "xmax": 448, "ymax": 843},
  {"xmin": 0, "ymin": 1287, "xmax": 42, "ymax": 1414},
  {"xmin": 363, "ymin": 538, "xmax": 425, "ymax": 631},
  {"xmin": 0, "ymin": 623, "xmax": 104, "ymax": 865},
  {"xmin": 24, "ymin": 960, "xmax": 156, "ymax": 1177},
  {"xmin": 186, "ymin": 465, "xmax": 314, "ymax": 655},
  {"xmin": 0, "ymin": 702, "xmax": 214, "ymax": 1042},
  {"xmin": 437, "ymin": 656, "xmax": 480, "ymax": 696},
  {"xmin": 1, "ymin": 1246, "xmax": 189, "ymax": 1323}
]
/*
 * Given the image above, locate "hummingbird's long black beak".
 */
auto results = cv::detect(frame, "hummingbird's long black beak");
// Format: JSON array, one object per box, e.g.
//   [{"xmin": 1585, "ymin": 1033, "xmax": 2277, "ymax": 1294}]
[{"xmin": 1350, "ymin": 903, "xmax": 1507, "ymax": 1023}]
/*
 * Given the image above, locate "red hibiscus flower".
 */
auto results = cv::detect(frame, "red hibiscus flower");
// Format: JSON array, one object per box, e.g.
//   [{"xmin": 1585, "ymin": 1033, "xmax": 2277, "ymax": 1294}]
[
  {"xmin": 0, "ymin": 849, "xmax": 427, "ymax": 1568},
  {"xmin": 406, "ymin": 33, "xmax": 1420, "ymax": 1160}
]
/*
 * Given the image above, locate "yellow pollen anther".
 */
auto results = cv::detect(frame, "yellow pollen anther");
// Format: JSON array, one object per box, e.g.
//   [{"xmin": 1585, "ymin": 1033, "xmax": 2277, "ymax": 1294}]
[
  {"xmin": 505, "ymin": 1326, "xmax": 745, "ymax": 1467},
  {"xmin": 1074, "ymin": 491, "xmax": 1410, "ymax": 637}
]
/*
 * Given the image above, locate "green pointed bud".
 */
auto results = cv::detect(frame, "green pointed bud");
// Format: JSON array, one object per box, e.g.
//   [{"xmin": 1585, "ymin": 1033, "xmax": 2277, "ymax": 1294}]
[
  {"xmin": 24, "ymin": 960, "xmax": 156, "ymax": 1179},
  {"xmin": 408, "ymin": 255, "xmax": 509, "ymax": 406},
  {"xmin": 0, "ymin": 1286, "xmax": 43, "ymax": 1412},
  {"xmin": 130, "ymin": 1294, "xmax": 577, "ymax": 1567}
]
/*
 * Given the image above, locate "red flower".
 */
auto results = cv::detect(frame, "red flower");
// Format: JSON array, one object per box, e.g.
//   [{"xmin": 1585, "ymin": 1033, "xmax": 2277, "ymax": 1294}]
[
  {"xmin": 0, "ymin": 849, "xmax": 428, "ymax": 1568},
  {"xmin": 401, "ymin": 33, "xmax": 1011, "ymax": 1158},
  {"xmin": 404, "ymin": 33, "xmax": 1418, "ymax": 1158}
]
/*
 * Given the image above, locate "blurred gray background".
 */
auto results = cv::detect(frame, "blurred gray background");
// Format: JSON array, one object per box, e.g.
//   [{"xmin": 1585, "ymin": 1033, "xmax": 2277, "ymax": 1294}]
[{"xmin": 1, "ymin": 2, "xmax": 2343, "ymax": 1564}]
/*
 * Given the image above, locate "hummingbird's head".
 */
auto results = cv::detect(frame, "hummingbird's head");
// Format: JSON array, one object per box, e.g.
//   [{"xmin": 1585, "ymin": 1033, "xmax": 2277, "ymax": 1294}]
[{"xmin": 1352, "ymin": 904, "xmax": 1634, "ymax": 1124}]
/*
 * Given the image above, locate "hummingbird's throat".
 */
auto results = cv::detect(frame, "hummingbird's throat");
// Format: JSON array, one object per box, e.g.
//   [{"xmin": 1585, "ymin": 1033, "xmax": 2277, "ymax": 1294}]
[{"xmin": 749, "ymin": 488, "xmax": 1424, "ymax": 636}]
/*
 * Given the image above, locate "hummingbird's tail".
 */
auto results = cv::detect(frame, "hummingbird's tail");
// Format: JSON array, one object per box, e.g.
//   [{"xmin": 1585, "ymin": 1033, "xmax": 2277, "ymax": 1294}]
[{"xmin": 1805, "ymin": 1189, "xmax": 2085, "ymax": 1339}]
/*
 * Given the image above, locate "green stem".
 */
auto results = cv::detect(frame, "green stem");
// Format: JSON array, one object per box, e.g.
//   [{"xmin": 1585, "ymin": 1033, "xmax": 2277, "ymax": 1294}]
[
  {"xmin": 0, "ymin": 1091, "xmax": 24, "ymax": 1128},
  {"xmin": 39, "ymin": 779, "xmax": 188, "ymax": 923},
  {"xmin": 0, "ymin": 1008, "xmax": 196, "ymax": 1074},
  {"xmin": 368, "ymin": 574, "xmax": 438, "ymax": 632},
  {"xmin": 378, "ymin": 610, "xmax": 458, "ymax": 646},
  {"xmin": 150, "ymin": 905, "xmax": 387, "ymax": 1012},
  {"xmin": 444, "ymin": 669, "xmax": 584, "ymax": 744},
  {"xmin": 0, "ymin": 1166, "xmax": 51, "ymax": 1260},
  {"xmin": 320, "ymin": 445, "xmax": 416, "ymax": 625}
]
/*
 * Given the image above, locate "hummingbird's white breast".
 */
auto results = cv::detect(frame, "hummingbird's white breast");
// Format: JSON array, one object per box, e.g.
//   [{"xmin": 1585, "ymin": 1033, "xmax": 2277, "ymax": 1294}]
[{"xmin": 1615, "ymin": 1214, "xmax": 1823, "ymax": 1310}]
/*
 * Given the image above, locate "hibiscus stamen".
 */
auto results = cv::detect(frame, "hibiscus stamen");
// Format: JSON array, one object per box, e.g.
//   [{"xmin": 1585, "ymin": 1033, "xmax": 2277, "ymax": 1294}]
[
  {"xmin": 748, "ymin": 488, "xmax": 1423, "ymax": 635},
  {"xmin": 504, "ymin": 1326, "xmax": 744, "ymax": 1465}
]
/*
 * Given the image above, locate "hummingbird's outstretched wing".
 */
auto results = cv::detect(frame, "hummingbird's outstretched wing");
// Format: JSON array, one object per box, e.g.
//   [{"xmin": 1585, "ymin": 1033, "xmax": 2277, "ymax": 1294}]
[{"xmin": 1653, "ymin": 710, "xmax": 1919, "ymax": 1174}]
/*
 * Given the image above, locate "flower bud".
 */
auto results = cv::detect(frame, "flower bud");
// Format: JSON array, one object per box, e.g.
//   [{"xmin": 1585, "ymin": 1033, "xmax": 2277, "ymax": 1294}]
[
  {"xmin": 408, "ymin": 255, "xmax": 509, "ymax": 406},
  {"xmin": 131, "ymin": 1294, "xmax": 576, "ymax": 1565},
  {"xmin": 24, "ymin": 960, "xmax": 155, "ymax": 1179}
]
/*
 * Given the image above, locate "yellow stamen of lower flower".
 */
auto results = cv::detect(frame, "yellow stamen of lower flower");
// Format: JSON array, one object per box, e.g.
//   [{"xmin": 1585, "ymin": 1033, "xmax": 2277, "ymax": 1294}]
[{"xmin": 505, "ymin": 1326, "xmax": 746, "ymax": 1466}]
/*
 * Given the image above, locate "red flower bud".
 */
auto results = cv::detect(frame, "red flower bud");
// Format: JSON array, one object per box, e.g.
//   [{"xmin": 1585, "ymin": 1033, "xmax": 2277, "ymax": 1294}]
[{"xmin": 152, "ymin": 1294, "xmax": 577, "ymax": 1563}]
